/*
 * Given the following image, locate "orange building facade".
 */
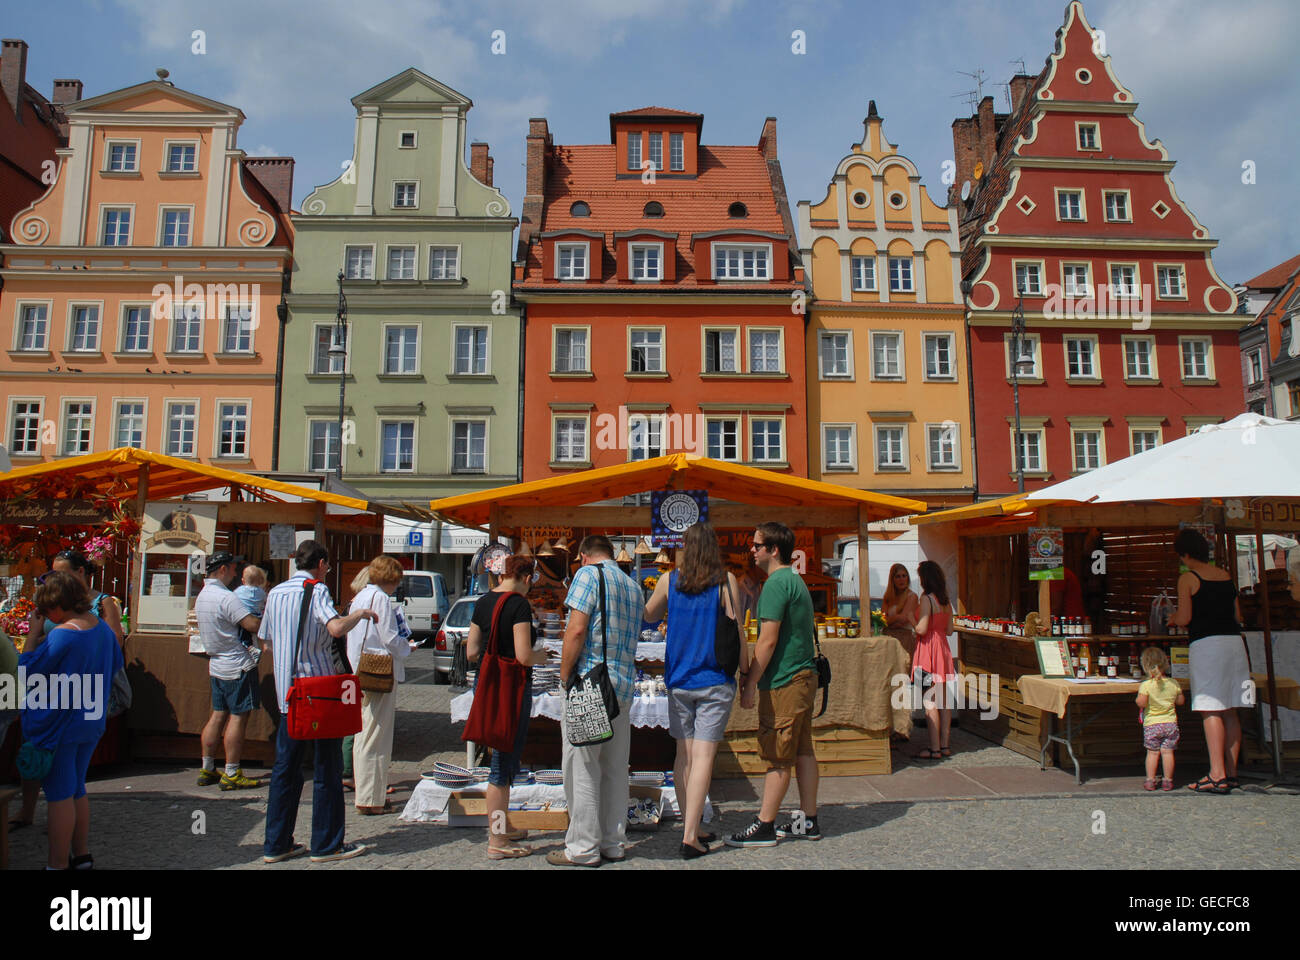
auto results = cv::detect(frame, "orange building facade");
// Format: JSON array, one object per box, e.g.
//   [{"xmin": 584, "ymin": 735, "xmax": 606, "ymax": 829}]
[{"xmin": 2, "ymin": 79, "xmax": 292, "ymax": 469}]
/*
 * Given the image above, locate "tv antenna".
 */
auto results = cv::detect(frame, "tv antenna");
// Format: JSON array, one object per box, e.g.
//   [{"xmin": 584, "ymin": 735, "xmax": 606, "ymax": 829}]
[
  {"xmin": 1011, "ymin": 57, "xmax": 1028, "ymax": 76},
  {"xmin": 957, "ymin": 68, "xmax": 987, "ymax": 102}
]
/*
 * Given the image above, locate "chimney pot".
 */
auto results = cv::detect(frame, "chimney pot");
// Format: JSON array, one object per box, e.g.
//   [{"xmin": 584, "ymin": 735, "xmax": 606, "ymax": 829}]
[{"xmin": 2, "ymin": 38, "xmax": 30, "ymax": 121}]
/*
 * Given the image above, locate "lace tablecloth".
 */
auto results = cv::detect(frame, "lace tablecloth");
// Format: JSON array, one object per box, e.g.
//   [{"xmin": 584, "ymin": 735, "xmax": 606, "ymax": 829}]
[
  {"xmin": 400, "ymin": 779, "xmax": 709, "ymax": 823},
  {"xmin": 450, "ymin": 691, "xmax": 670, "ymax": 729},
  {"xmin": 542, "ymin": 639, "xmax": 666, "ymax": 662}
]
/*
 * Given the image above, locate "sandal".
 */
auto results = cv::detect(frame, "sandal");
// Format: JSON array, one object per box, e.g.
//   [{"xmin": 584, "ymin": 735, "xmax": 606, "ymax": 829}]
[
  {"xmin": 486, "ymin": 844, "xmax": 531, "ymax": 860},
  {"xmin": 916, "ymin": 748, "xmax": 943, "ymax": 760},
  {"xmin": 940, "ymin": 747, "xmax": 953, "ymax": 758},
  {"xmin": 1162, "ymin": 779, "xmax": 1174, "ymax": 791},
  {"xmin": 342, "ymin": 780, "xmax": 355, "ymax": 793},
  {"xmin": 504, "ymin": 828, "xmax": 528, "ymax": 841},
  {"xmin": 1224, "ymin": 777, "xmax": 1240, "ymax": 791},
  {"xmin": 1143, "ymin": 778, "xmax": 1158, "ymax": 791},
  {"xmin": 1187, "ymin": 776, "xmax": 1229, "ymax": 794}
]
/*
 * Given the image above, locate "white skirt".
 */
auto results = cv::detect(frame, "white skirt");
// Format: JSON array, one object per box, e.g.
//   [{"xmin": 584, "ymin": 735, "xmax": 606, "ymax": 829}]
[{"xmin": 1189, "ymin": 634, "xmax": 1251, "ymax": 712}]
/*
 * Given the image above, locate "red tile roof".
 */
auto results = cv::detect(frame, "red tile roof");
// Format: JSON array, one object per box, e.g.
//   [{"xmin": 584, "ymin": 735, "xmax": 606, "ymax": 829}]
[
  {"xmin": 1243, "ymin": 253, "xmax": 1300, "ymax": 291},
  {"xmin": 611, "ymin": 106, "xmax": 703, "ymax": 119}
]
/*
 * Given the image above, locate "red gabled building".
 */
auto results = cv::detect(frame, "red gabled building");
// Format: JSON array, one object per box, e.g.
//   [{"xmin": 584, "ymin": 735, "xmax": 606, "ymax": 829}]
[
  {"xmin": 952, "ymin": 1, "xmax": 1243, "ymax": 495},
  {"xmin": 516, "ymin": 108, "xmax": 807, "ymax": 480}
]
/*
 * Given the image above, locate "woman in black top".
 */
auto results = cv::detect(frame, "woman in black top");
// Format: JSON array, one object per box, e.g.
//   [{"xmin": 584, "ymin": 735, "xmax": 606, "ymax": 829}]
[
  {"xmin": 1167, "ymin": 529, "xmax": 1247, "ymax": 794},
  {"xmin": 466, "ymin": 555, "xmax": 548, "ymax": 858}
]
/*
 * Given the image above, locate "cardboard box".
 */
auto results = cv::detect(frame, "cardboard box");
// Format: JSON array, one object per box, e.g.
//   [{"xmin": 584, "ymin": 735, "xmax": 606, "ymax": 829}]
[{"xmin": 444, "ymin": 792, "xmax": 569, "ymax": 830}]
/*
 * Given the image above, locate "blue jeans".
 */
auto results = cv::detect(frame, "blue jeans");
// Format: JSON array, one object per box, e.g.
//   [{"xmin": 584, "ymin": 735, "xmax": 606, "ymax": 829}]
[{"xmin": 264, "ymin": 713, "xmax": 345, "ymax": 857}]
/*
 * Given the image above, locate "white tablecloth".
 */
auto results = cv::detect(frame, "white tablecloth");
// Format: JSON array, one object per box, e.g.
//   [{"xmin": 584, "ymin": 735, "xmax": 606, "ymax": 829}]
[
  {"xmin": 450, "ymin": 691, "xmax": 671, "ymax": 729},
  {"xmin": 542, "ymin": 638, "xmax": 666, "ymax": 662},
  {"xmin": 401, "ymin": 779, "xmax": 710, "ymax": 823},
  {"xmin": 1243, "ymin": 631, "xmax": 1300, "ymax": 741}
]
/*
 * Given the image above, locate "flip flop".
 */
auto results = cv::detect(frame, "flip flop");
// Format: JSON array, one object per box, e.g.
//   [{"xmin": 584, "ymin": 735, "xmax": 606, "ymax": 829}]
[{"xmin": 487, "ymin": 844, "xmax": 531, "ymax": 860}]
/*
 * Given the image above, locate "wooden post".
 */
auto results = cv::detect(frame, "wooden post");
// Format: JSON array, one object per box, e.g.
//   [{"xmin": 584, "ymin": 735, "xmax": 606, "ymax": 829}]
[
  {"xmin": 1037, "ymin": 578, "xmax": 1051, "ymax": 625},
  {"xmin": 1253, "ymin": 502, "xmax": 1282, "ymax": 775},
  {"xmin": 857, "ymin": 506, "xmax": 870, "ymax": 618},
  {"xmin": 130, "ymin": 465, "xmax": 149, "ymax": 627}
]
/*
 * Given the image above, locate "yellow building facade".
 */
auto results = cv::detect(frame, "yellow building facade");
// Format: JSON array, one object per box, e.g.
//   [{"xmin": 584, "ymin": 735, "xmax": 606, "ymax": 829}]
[{"xmin": 798, "ymin": 102, "xmax": 974, "ymax": 506}]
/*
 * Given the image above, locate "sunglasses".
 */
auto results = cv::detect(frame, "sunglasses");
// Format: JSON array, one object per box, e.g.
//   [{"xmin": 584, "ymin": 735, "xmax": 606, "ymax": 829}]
[{"xmin": 751, "ymin": 541, "xmax": 769, "ymax": 551}]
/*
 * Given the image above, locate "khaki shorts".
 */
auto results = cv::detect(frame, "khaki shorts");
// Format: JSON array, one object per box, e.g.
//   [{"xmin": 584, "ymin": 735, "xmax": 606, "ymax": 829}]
[{"xmin": 756, "ymin": 669, "xmax": 817, "ymax": 767}]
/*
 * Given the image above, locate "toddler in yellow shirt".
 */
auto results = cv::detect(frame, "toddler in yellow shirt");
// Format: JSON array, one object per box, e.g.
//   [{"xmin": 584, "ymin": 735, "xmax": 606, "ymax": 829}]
[{"xmin": 1136, "ymin": 646, "xmax": 1184, "ymax": 791}]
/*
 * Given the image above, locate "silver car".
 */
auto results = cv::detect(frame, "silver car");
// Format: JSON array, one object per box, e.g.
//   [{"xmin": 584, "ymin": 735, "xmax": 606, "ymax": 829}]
[{"xmin": 433, "ymin": 595, "xmax": 481, "ymax": 685}]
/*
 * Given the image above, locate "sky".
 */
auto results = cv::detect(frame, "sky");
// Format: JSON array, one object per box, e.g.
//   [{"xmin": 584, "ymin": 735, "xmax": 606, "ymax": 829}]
[{"xmin": 6, "ymin": 0, "xmax": 1298, "ymax": 284}]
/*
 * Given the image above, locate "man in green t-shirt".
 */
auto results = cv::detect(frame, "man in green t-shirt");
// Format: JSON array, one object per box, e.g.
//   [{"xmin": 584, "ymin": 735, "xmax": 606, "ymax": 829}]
[{"xmin": 727, "ymin": 522, "xmax": 821, "ymax": 847}]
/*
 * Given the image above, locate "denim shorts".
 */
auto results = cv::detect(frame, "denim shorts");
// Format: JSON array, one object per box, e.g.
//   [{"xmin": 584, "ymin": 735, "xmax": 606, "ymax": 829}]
[
  {"xmin": 668, "ymin": 683, "xmax": 736, "ymax": 742},
  {"xmin": 488, "ymin": 686, "xmax": 533, "ymax": 787},
  {"xmin": 210, "ymin": 672, "xmax": 259, "ymax": 715},
  {"xmin": 1143, "ymin": 722, "xmax": 1180, "ymax": 752}
]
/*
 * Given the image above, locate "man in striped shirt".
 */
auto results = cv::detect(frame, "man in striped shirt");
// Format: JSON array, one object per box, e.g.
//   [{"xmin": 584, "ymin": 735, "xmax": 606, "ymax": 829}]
[{"xmin": 259, "ymin": 540, "xmax": 378, "ymax": 864}]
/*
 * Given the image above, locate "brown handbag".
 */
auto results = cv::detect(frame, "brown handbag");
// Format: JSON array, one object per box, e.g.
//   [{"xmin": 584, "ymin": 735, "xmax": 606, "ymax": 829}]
[{"xmin": 356, "ymin": 602, "xmax": 394, "ymax": 693}]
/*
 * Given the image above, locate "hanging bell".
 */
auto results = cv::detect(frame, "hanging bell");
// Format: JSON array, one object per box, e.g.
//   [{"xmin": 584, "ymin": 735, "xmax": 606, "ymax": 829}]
[
  {"xmin": 537, "ymin": 540, "xmax": 555, "ymax": 556},
  {"xmin": 615, "ymin": 545, "xmax": 633, "ymax": 564},
  {"xmin": 634, "ymin": 538, "xmax": 654, "ymax": 556},
  {"xmin": 516, "ymin": 538, "xmax": 533, "ymax": 557},
  {"xmin": 654, "ymin": 547, "xmax": 671, "ymax": 565},
  {"xmin": 553, "ymin": 535, "xmax": 569, "ymax": 552}
]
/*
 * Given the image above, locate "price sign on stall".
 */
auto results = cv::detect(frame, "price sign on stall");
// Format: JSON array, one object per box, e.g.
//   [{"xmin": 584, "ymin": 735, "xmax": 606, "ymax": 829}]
[{"xmin": 1028, "ymin": 526, "xmax": 1064, "ymax": 581}]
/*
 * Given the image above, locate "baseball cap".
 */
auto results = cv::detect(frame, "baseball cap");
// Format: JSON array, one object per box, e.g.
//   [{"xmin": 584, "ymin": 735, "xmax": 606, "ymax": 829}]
[{"xmin": 206, "ymin": 551, "xmax": 242, "ymax": 572}]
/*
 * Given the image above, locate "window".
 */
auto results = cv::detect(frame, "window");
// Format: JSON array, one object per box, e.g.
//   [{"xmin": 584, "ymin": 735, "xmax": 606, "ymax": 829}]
[
  {"xmin": 714, "ymin": 244, "xmax": 770, "ymax": 280},
  {"xmin": 170, "ymin": 303, "xmax": 203, "ymax": 353},
  {"xmin": 728, "ymin": 202, "xmax": 748, "ymax": 218},
  {"xmin": 1006, "ymin": 333, "xmax": 1042, "ymax": 379},
  {"xmin": 706, "ymin": 419, "xmax": 739, "ymax": 461},
  {"xmin": 344, "ymin": 245, "xmax": 374, "ymax": 280},
  {"xmin": 165, "ymin": 402, "xmax": 198, "ymax": 457},
  {"xmin": 452, "ymin": 420, "xmax": 486, "ymax": 473},
  {"xmin": 10, "ymin": 401, "xmax": 43, "ymax": 455},
  {"xmin": 1132, "ymin": 430, "xmax": 1160, "ymax": 454},
  {"xmin": 384, "ymin": 326, "xmax": 419, "ymax": 374},
  {"xmin": 749, "ymin": 330, "xmax": 782, "ymax": 373},
  {"xmin": 1290, "ymin": 382, "xmax": 1300, "ymax": 418},
  {"xmin": 554, "ymin": 418, "xmax": 588, "ymax": 462},
  {"xmin": 381, "ymin": 421, "xmax": 415, "ymax": 472},
  {"xmin": 1104, "ymin": 191, "xmax": 1130, "ymax": 222},
  {"xmin": 1063, "ymin": 263, "xmax": 1091, "ymax": 298},
  {"xmin": 166, "ymin": 143, "xmax": 197, "ymax": 172},
  {"xmin": 429, "ymin": 246, "xmax": 459, "ymax": 280},
  {"xmin": 630, "ymin": 328, "xmax": 663, "ymax": 373},
  {"xmin": 61, "ymin": 402, "xmax": 93, "ymax": 456},
  {"xmin": 1065, "ymin": 337, "xmax": 1097, "ymax": 378},
  {"xmin": 819, "ymin": 332, "xmax": 851, "ymax": 378},
  {"xmin": 1157, "ymin": 265, "xmax": 1185, "ymax": 298},
  {"xmin": 69, "ymin": 306, "xmax": 100, "ymax": 352},
  {"xmin": 399, "ymin": 131, "xmax": 417, "ymax": 148},
  {"xmin": 824, "ymin": 425, "xmax": 855, "ymax": 471},
  {"xmin": 1077, "ymin": 124, "xmax": 1099, "ymax": 150},
  {"xmin": 393, "ymin": 182, "xmax": 417, "ymax": 208},
  {"xmin": 160, "ymin": 208, "xmax": 190, "ymax": 246},
  {"xmin": 387, "ymin": 246, "xmax": 416, "ymax": 280},
  {"xmin": 1180, "ymin": 338, "xmax": 1211, "ymax": 380},
  {"xmin": 1248, "ymin": 350, "xmax": 1264, "ymax": 385},
  {"xmin": 628, "ymin": 414, "xmax": 664, "ymax": 461},
  {"xmin": 1057, "ymin": 190, "xmax": 1084, "ymax": 221},
  {"xmin": 927, "ymin": 424, "xmax": 959, "ymax": 470},
  {"xmin": 107, "ymin": 142, "xmax": 137, "ymax": 172},
  {"xmin": 750, "ymin": 419, "xmax": 783, "ymax": 462},
  {"xmin": 1014, "ymin": 430, "xmax": 1043, "ymax": 473},
  {"xmin": 851, "ymin": 256, "xmax": 876, "ymax": 291},
  {"xmin": 217, "ymin": 402, "xmax": 249, "ymax": 458},
  {"xmin": 454, "ymin": 326, "xmax": 488, "ymax": 375},
  {"xmin": 554, "ymin": 328, "xmax": 589, "ymax": 373},
  {"xmin": 221, "ymin": 305, "xmax": 253, "ymax": 353},
  {"xmin": 569, "ymin": 201, "xmax": 591, "ymax": 217},
  {"xmin": 888, "ymin": 257, "xmax": 913, "ymax": 292},
  {"xmin": 703, "ymin": 329, "xmax": 737, "ymax": 373},
  {"xmin": 1014, "ymin": 261, "xmax": 1043, "ymax": 296},
  {"xmin": 631, "ymin": 244, "xmax": 662, "ymax": 281},
  {"xmin": 309, "ymin": 421, "xmax": 339, "ymax": 472},
  {"xmin": 558, "ymin": 243, "xmax": 588, "ymax": 280},
  {"xmin": 669, "ymin": 132, "xmax": 684, "ymax": 171},
  {"xmin": 924, "ymin": 333, "xmax": 954, "ymax": 379},
  {"xmin": 1110, "ymin": 264, "xmax": 1138, "ymax": 298},
  {"xmin": 1072, "ymin": 430, "xmax": 1102, "ymax": 471},
  {"xmin": 1124, "ymin": 337, "xmax": 1155, "ymax": 379},
  {"xmin": 115, "ymin": 402, "xmax": 146, "ymax": 448},
  {"xmin": 122, "ymin": 307, "xmax": 151, "ymax": 353},
  {"xmin": 314, "ymin": 324, "xmax": 346, "ymax": 374},
  {"xmin": 643, "ymin": 201, "xmax": 664, "ymax": 218},
  {"xmin": 872, "ymin": 332, "xmax": 902, "ymax": 379},
  {"xmin": 102, "ymin": 208, "xmax": 131, "ymax": 245},
  {"xmin": 627, "ymin": 133, "xmax": 642, "ymax": 171},
  {"xmin": 17, "ymin": 304, "xmax": 48, "ymax": 351},
  {"xmin": 648, "ymin": 132, "xmax": 663, "ymax": 171},
  {"xmin": 875, "ymin": 426, "xmax": 905, "ymax": 469}
]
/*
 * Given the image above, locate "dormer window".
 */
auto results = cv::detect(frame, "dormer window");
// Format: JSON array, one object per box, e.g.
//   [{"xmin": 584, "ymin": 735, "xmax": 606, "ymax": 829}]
[
  {"xmin": 628, "ymin": 133, "xmax": 642, "ymax": 172},
  {"xmin": 728, "ymin": 202, "xmax": 748, "ymax": 218},
  {"xmin": 631, "ymin": 243, "xmax": 662, "ymax": 281},
  {"xmin": 570, "ymin": 201, "xmax": 591, "ymax": 217},
  {"xmin": 670, "ymin": 133, "xmax": 684, "ymax": 171},
  {"xmin": 558, "ymin": 243, "xmax": 589, "ymax": 280},
  {"xmin": 643, "ymin": 201, "xmax": 664, "ymax": 218}
]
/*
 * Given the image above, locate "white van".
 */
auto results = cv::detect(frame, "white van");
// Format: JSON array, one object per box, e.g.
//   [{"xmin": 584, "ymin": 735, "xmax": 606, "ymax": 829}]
[
  {"xmin": 396, "ymin": 570, "xmax": 451, "ymax": 641},
  {"xmin": 838, "ymin": 530, "xmax": 922, "ymax": 616}
]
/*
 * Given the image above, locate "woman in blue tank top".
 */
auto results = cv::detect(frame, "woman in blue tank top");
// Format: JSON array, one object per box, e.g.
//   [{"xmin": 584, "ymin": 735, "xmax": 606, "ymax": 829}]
[{"xmin": 644, "ymin": 522, "xmax": 748, "ymax": 859}]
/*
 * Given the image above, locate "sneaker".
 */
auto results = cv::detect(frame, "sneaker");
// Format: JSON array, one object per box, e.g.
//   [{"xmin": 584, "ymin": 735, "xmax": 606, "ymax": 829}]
[
  {"xmin": 197, "ymin": 768, "xmax": 222, "ymax": 787},
  {"xmin": 219, "ymin": 769, "xmax": 262, "ymax": 791},
  {"xmin": 725, "ymin": 816, "xmax": 778, "ymax": 848},
  {"xmin": 310, "ymin": 841, "xmax": 370, "ymax": 863},
  {"xmin": 775, "ymin": 815, "xmax": 822, "ymax": 841},
  {"xmin": 263, "ymin": 843, "xmax": 307, "ymax": 864}
]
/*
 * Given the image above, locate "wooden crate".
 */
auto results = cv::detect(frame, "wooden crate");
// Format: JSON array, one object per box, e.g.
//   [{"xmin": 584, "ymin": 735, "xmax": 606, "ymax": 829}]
[
  {"xmin": 716, "ymin": 724, "xmax": 890, "ymax": 777},
  {"xmin": 445, "ymin": 793, "xmax": 569, "ymax": 830}
]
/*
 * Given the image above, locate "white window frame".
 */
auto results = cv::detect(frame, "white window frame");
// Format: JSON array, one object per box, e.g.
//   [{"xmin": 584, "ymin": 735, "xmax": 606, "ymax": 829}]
[
  {"xmin": 669, "ymin": 132, "xmax": 684, "ymax": 171},
  {"xmin": 552, "ymin": 414, "xmax": 590, "ymax": 464},
  {"xmin": 557, "ymin": 242, "xmax": 589, "ymax": 281},
  {"xmin": 704, "ymin": 416, "xmax": 740, "ymax": 461},
  {"xmin": 851, "ymin": 255, "xmax": 877, "ymax": 292},
  {"xmin": 552, "ymin": 326, "xmax": 591, "ymax": 373},
  {"xmin": 1156, "ymin": 263, "xmax": 1188, "ymax": 300},
  {"xmin": 925, "ymin": 422, "xmax": 961, "ymax": 472},
  {"xmin": 213, "ymin": 399, "xmax": 252, "ymax": 459},
  {"xmin": 392, "ymin": 181, "xmax": 419, "ymax": 209},
  {"xmin": 168, "ymin": 301, "xmax": 204, "ymax": 354},
  {"xmin": 398, "ymin": 130, "xmax": 418, "ymax": 149},
  {"xmin": 627, "ymin": 132, "xmax": 642, "ymax": 172},
  {"xmin": 748, "ymin": 416, "xmax": 785, "ymax": 464},
  {"xmin": 713, "ymin": 243, "xmax": 772, "ymax": 281},
  {"xmin": 1103, "ymin": 189, "xmax": 1131, "ymax": 223},
  {"xmin": 312, "ymin": 323, "xmax": 349, "ymax": 374},
  {"xmin": 8, "ymin": 397, "xmax": 45, "ymax": 456},
  {"xmin": 1247, "ymin": 349, "xmax": 1264, "ymax": 386},
  {"xmin": 1128, "ymin": 424, "xmax": 1163, "ymax": 455},
  {"xmin": 163, "ymin": 140, "xmax": 199, "ymax": 173},
  {"xmin": 630, "ymin": 242, "xmax": 664, "ymax": 281},
  {"xmin": 385, "ymin": 244, "xmax": 418, "ymax": 280},
  {"xmin": 104, "ymin": 138, "xmax": 140, "ymax": 173},
  {"xmin": 1121, "ymin": 335, "xmax": 1158, "ymax": 381},
  {"xmin": 818, "ymin": 330, "xmax": 853, "ymax": 379},
  {"xmin": 1107, "ymin": 261, "xmax": 1140, "ymax": 300},
  {"xmin": 647, "ymin": 132, "xmax": 663, "ymax": 171},
  {"xmin": 452, "ymin": 324, "xmax": 490, "ymax": 376},
  {"xmin": 100, "ymin": 204, "xmax": 134, "ymax": 246},
  {"xmin": 822, "ymin": 423, "xmax": 857, "ymax": 472},
  {"xmin": 428, "ymin": 244, "xmax": 461, "ymax": 280},
  {"xmin": 873, "ymin": 423, "xmax": 908, "ymax": 472},
  {"xmin": 307, "ymin": 419, "xmax": 341, "ymax": 473},
  {"xmin": 1011, "ymin": 426, "xmax": 1047, "ymax": 475},
  {"xmin": 344, "ymin": 244, "xmax": 376, "ymax": 280},
  {"xmin": 1003, "ymin": 332, "xmax": 1043, "ymax": 381},
  {"xmin": 378, "ymin": 419, "xmax": 417, "ymax": 473},
  {"xmin": 382, "ymin": 323, "xmax": 421, "ymax": 376},
  {"xmin": 1179, "ymin": 336, "xmax": 1214, "ymax": 381},
  {"xmin": 14, "ymin": 301, "xmax": 51, "ymax": 352},
  {"xmin": 60, "ymin": 398, "xmax": 96, "ymax": 456},
  {"xmin": 628, "ymin": 326, "xmax": 665, "ymax": 373},
  {"xmin": 870, "ymin": 331, "xmax": 904, "ymax": 381},
  {"xmin": 1075, "ymin": 122, "xmax": 1101, "ymax": 152},
  {"xmin": 1012, "ymin": 259, "xmax": 1045, "ymax": 296},
  {"xmin": 112, "ymin": 398, "xmax": 148, "ymax": 449},
  {"xmin": 1064, "ymin": 334, "xmax": 1101, "ymax": 380},
  {"xmin": 701, "ymin": 327, "xmax": 740, "ymax": 374},
  {"xmin": 157, "ymin": 205, "xmax": 193, "ymax": 247},
  {"xmin": 1070, "ymin": 427, "xmax": 1106, "ymax": 473},
  {"xmin": 164, "ymin": 399, "xmax": 200, "ymax": 458},
  {"xmin": 887, "ymin": 256, "xmax": 914, "ymax": 293},
  {"xmin": 450, "ymin": 418, "xmax": 489, "ymax": 474},
  {"xmin": 119, "ymin": 303, "xmax": 153, "ymax": 353},
  {"xmin": 627, "ymin": 412, "xmax": 666, "ymax": 462},
  {"xmin": 1061, "ymin": 261, "xmax": 1092, "ymax": 298},
  {"xmin": 66, "ymin": 302, "xmax": 103, "ymax": 353},
  {"xmin": 922, "ymin": 332, "xmax": 956, "ymax": 381},
  {"xmin": 220, "ymin": 304, "xmax": 255, "ymax": 354},
  {"xmin": 747, "ymin": 327, "xmax": 784, "ymax": 374},
  {"xmin": 1054, "ymin": 188, "xmax": 1086, "ymax": 222}
]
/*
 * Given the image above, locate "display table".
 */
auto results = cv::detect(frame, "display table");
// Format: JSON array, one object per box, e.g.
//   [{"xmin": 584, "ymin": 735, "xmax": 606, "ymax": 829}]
[
  {"xmin": 542, "ymin": 638, "xmax": 665, "ymax": 662},
  {"xmin": 400, "ymin": 779, "xmax": 711, "ymax": 824},
  {"xmin": 1243, "ymin": 631, "xmax": 1300, "ymax": 742},
  {"xmin": 450, "ymin": 691, "xmax": 669, "ymax": 729}
]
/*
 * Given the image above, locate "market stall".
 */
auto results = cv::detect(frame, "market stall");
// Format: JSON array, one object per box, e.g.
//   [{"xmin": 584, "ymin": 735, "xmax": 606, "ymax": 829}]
[
  {"xmin": 914, "ymin": 414, "xmax": 1300, "ymax": 775},
  {"xmin": 0, "ymin": 448, "xmax": 405, "ymax": 764},
  {"xmin": 431, "ymin": 453, "xmax": 925, "ymax": 777}
]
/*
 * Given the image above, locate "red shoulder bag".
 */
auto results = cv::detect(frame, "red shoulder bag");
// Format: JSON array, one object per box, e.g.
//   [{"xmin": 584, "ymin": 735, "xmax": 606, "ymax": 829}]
[
  {"xmin": 285, "ymin": 579, "xmax": 363, "ymax": 740},
  {"xmin": 462, "ymin": 592, "xmax": 528, "ymax": 752}
]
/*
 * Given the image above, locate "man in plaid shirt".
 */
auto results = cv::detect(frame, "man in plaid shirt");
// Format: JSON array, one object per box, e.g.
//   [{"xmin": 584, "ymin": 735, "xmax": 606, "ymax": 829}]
[{"xmin": 549, "ymin": 535, "xmax": 642, "ymax": 867}]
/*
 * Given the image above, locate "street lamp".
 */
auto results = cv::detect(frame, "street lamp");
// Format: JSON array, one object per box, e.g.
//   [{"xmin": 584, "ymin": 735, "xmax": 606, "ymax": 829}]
[
  {"xmin": 1009, "ymin": 283, "xmax": 1035, "ymax": 493},
  {"xmin": 329, "ymin": 270, "xmax": 348, "ymax": 481}
]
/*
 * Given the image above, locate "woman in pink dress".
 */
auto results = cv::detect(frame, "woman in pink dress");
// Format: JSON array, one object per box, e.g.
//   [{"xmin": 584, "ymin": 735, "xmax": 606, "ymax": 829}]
[{"xmin": 911, "ymin": 561, "xmax": 955, "ymax": 760}]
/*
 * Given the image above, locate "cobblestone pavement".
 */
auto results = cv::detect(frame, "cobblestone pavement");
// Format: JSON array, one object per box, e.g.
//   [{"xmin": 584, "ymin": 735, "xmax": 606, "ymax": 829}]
[{"xmin": 6, "ymin": 652, "xmax": 1298, "ymax": 870}]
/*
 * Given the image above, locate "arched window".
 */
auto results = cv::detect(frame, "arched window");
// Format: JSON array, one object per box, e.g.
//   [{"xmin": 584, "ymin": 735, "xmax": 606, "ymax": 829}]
[
  {"xmin": 643, "ymin": 201, "xmax": 664, "ymax": 218},
  {"xmin": 570, "ymin": 201, "xmax": 591, "ymax": 217},
  {"xmin": 728, "ymin": 201, "xmax": 748, "ymax": 218}
]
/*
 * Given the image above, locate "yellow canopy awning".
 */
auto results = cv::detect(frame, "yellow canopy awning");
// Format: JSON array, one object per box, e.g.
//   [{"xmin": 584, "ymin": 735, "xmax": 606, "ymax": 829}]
[
  {"xmin": 910, "ymin": 492, "xmax": 1048, "ymax": 526},
  {"xmin": 431, "ymin": 454, "xmax": 926, "ymax": 529}
]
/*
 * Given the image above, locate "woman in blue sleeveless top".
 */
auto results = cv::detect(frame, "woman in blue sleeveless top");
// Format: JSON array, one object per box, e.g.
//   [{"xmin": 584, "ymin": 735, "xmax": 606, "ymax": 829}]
[{"xmin": 644, "ymin": 522, "xmax": 748, "ymax": 859}]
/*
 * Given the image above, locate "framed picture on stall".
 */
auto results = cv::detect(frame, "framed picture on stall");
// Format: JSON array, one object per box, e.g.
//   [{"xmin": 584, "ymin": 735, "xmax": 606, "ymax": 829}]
[{"xmin": 1034, "ymin": 637, "xmax": 1074, "ymax": 678}]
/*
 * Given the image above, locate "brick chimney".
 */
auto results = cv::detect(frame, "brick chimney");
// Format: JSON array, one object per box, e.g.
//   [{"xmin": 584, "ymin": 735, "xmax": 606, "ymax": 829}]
[
  {"xmin": 1008, "ymin": 74, "xmax": 1035, "ymax": 114},
  {"xmin": 469, "ymin": 141, "xmax": 491, "ymax": 186},
  {"xmin": 949, "ymin": 95, "xmax": 1000, "ymax": 206},
  {"xmin": 50, "ymin": 79, "xmax": 82, "ymax": 142},
  {"xmin": 486, "ymin": 153, "xmax": 494, "ymax": 187},
  {"xmin": 758, "ymin": 116, "xmax": 778, "ymax": 160},
  {"xmin": 519, "ymin": 117, "xmax": 551, "ymax": 257},
  {"xmin": 2, "ymin": 38, "xmax": 29, "ymax": 121},
  {"xmin": 243, "ymin": 157, "xmax": 296, "ymax": 213}
]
